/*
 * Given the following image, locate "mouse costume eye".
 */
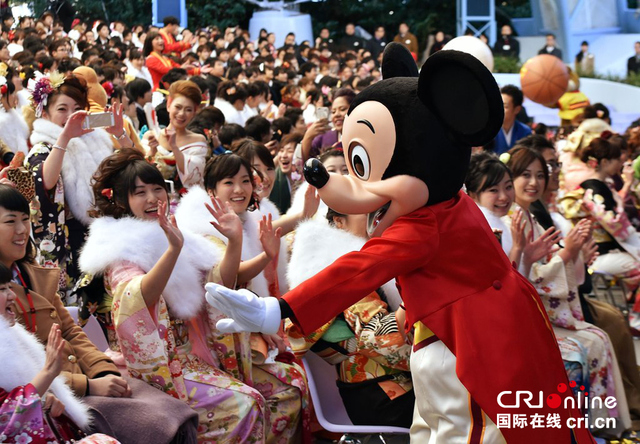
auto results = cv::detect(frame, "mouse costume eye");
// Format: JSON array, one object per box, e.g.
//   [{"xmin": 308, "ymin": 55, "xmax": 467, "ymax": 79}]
[{"xmin": 349, "ymin": 144, "xmax": 370, "ymax": 180}]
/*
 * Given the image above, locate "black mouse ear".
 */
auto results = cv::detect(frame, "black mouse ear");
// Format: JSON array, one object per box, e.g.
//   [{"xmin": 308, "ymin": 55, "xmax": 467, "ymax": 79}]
[
  {"xmin": 381, "ymin": 42, "xmax": 419, "ymax": 79},
  {"xmin": 418, "ymin": 49, "xmax": 504, "ymax": 146}
]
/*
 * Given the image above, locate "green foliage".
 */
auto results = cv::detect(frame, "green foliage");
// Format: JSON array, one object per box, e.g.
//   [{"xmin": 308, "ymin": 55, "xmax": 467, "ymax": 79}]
[
  {"xmin": 30, "ymin": 0, "xmax": 152, "ymax": 25},
  {"xmin": 493, "ymin": 55, "xmax": 521, "ymax": 73},
  {"xmin": 185, "ymin": 0, "xmax": 254, "ymax": 30},
  {"xmin": 495, "ymin": 0, "xmax": 532, "ymax": 19},
  {"xmin": 579, "ymin": 71, "xmax": 640, "ymax": 88}
]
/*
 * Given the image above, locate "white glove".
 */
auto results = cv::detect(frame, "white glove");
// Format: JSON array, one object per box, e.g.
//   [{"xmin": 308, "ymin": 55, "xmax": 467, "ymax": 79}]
[{"xmin": 205, "ymin": 283, "xmax": 281, "ymax": 334}]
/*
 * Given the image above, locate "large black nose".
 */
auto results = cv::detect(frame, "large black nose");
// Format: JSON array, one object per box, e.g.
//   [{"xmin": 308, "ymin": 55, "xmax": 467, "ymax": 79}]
[{"xmin": 303, "ymin": 158, "xmax": 330, "ymax": 189}]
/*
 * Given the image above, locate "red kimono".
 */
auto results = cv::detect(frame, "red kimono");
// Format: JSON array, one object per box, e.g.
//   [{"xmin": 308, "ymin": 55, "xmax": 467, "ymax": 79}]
[{"xmin": 285, "ymin": 191, "xmax": 595, "ymax": 443}]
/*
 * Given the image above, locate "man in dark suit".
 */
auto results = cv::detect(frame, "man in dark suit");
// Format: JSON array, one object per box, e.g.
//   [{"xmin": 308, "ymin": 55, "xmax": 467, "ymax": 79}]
[
  {"xmin": 538, "ymin": 33, "xmax": 563, "ymax": 59},
  {"xmin": 493, "ymin": 85, "xmax": 532, "ymax": 155},
  {"xmin": 628, "ymin": 41, "xmax": 640, "ymax": 76},
  {"xmin": 366, "ymin": 25, "xmax": 388, "ymax": 62},
  {"xmin": 340, "ymin": 23, "xmax": 365, "ymax": 51},
  {"xmin": 493, "ymin": 24, "xmax": 520, "ymax": 59}
]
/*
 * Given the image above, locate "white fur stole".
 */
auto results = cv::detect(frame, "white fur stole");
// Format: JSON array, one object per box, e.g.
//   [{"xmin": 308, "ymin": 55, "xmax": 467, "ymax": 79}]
[
  {"xmin": 175, "ymin": 187, "xmax": 289, "ymax": 298},
  {"xmin": 287, "ymin": 219, "xmax": 402, "ymax": 311},
  {"xmin": 29, "ymin": 118, "xmax": 114, "ymax": 225},
  {"xmin": 0, "ymin": 108, "xmax": 29, "ymax": 154},
  {"xmin": 78, "ymin": 216, "xmax": 222, "ymax": 319},
  {"xmin": 0, "ymin": 317, "xmax": 92, "ymax": 430}
]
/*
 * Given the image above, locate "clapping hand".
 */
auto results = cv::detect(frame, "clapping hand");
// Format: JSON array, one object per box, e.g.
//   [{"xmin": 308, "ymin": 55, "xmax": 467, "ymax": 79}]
[{"xmin": 259, "ymin": 214, "xmax": 282, "ymax": 260}]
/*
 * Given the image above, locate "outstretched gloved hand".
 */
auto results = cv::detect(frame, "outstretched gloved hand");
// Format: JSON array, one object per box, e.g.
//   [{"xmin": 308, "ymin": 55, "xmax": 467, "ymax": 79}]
[{"xmin": 205, "ymin": 283, "xmax": 281, "ymax": 334}]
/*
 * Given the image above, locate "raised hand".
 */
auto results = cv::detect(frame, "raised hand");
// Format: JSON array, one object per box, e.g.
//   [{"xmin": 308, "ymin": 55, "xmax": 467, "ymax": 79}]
[
  {"xmin": 104, "ymin": 102, "xmax": 125, "ymax": 137},
  {"xmin": 510, "ymin": 208, "xmax": 526, "ymax": 253},
  {"xmin": 582, "ymin": 237, "xmax": 599, "ymax": 267},
  {"xmin": 158, "ymin": 200, "xmax": 183, "ymax": 251},
  {"xmin": 205, "ymin": 196, "xmax": 242, "ymax": 242},
  {"xmin": 524, "ymin": 227, "xmax": 560, "ymax": 265},
  {"xmin": 259, "ymin": 214, "xmax": 282, "ymax": 260},
  {"xmin": 44, "ymin": 323, "xmax": 65, "ymax": 377},
  {"xmin": 301, "ymin": 185, "xmax": 320, "ymax": 219},
  {"xmin": 60, "ymin": 110, "xmax": 93, "ymax": 141}
]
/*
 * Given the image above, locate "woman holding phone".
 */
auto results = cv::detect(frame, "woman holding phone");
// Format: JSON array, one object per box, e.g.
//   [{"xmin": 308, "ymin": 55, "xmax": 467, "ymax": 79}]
[{"xmin": 26, "ymin": 72, "xmax": 133, "ymax": 302}]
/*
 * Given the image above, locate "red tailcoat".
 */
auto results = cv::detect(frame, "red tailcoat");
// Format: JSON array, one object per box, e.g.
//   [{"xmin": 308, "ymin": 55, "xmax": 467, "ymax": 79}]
[{"xmin": 285, "ymin": 191, "xmax": 596, "ymax": 443}]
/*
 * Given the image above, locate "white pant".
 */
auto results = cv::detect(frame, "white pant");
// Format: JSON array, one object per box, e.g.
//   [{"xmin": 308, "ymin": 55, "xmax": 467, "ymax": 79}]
[{"xmin": 410, "ymin": 341, "xmax": 506, "ymax": 444}]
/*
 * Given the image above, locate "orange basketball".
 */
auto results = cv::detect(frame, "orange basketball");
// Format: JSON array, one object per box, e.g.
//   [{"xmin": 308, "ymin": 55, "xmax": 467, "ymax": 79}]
[{"xmin": 520, "ymin": 54, "xmax": 569, "ymax": 106}]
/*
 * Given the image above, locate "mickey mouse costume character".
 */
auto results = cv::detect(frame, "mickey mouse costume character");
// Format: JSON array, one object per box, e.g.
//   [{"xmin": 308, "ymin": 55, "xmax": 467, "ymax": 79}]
[{"xmin": 206, "ymin": 44, "xmax": 596, "ymax": 443}]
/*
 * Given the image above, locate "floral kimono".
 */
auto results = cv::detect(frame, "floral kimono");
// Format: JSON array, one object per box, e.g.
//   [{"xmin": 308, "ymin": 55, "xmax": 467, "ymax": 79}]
[
  {"xmin": 560, "ymin": 179, "xmax": 640, "ymax": 309},
  {"xmin": 509, "ymin": 206, "xmax": 631, "ymax": 436},
  {"xmin": 284, "ymin": 219, "xmax": 414, "ymax": 427},
  {"xmin": 80, "ymin": 216, "xmax": 308, "ymax": 443},
  {"xmin": 27, "ymin": 119, "xmax": 114, "ymax": 303},
  {"xmin": 0, "ymin": 317, "xmax": 118, "ymax": 444},
  {"xmin": 175, "ymin": 186, "xmax": 311, "ymax": 443}
]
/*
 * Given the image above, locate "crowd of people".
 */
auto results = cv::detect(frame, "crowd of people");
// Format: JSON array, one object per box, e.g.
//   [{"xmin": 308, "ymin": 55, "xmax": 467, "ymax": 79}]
[{"xmin": 0, "ymin": 8, "xmax": 640, "ymax": 443}]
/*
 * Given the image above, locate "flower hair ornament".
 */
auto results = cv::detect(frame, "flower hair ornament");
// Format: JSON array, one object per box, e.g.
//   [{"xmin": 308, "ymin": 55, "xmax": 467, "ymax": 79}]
[
  {"xmin": 28, "ymin": 71, "xmax": 66, "ymax": 118},
  {"xmin": 101, "ymin": 187, "xmax": 114, "ymax": 202},
  {"xmin": 499, "ymin": 152, "xmax": 511, "ymax": 164},
  {"xmin": 587, "ymin": 156, "xmax": 599, "ymax": 170}
]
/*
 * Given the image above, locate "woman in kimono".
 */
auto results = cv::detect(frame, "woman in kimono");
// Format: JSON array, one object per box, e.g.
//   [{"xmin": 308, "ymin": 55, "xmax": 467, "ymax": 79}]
[
  {"xmin": 0, "ymin": 264, "xmax": 118, "ymax": 444},
  {"xmin": 79, "ymin": 149, "xmax": 270, "ymax": 443},
  {"xmin": 559, "ymin": 137, "xmax": 640, "ymax": 316},
  {"xmin": 285, "ymin": 208, "xmax": 414, "ymax": 427},
  {"xmin": 0, "ymin": 183, "xmax": 198, "ymax": 444},
  {"xmin": 26, "ymin": 72, "xmax": 135, "ymax": 302},
  {"xmin": 505, "ymin": 145, "xmax": 631, "ymax": 437},
  {"xmin": 145, "ymin": 80, "xmax": 209, "ymax": 190},
  {"xmin": 175, "ymin": 153, "xmax": 311, "ymax": 442},
  {"xmin": 0, "ymin": 64, "xmax": 29, "ymax": 164}
]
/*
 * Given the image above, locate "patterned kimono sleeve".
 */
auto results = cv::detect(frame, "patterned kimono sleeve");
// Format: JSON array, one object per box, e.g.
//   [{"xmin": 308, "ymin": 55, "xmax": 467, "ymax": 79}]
[
  {"xmin": 26, "ymin": 143, "xmax": 67, "ymax": 268},
  {"xmin": 178, "ymin": 145, "xmax": 208, "ymax": 189},
  {"xmin": 581, "ymin": 185, "xmax": 634, "ymax": 241},
  {"xmin": 106, "ymin": 261, "xmax": 189, "ymax": 402},
  {"xmin": 0, "ymin": 384, "xmax": 49, "ymax": 441},
  {"xmin": 285, "ymin": 317, "xmax": 335, "ymax": 359},
  {"xmin": 558, "ymin": 188, "xmax": 588, "ymax": 221},
  {"xmin": 346, "ymin": 293, "xmax": 411, "ymax": 372}
]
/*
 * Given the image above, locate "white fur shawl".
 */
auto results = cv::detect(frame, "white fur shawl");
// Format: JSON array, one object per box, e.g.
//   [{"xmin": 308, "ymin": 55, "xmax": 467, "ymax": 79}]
[
  {"xmin": 0, "ymin": 317, "xmax": 91, "ymax": 430},
  {"xmin": 287, "ymin": 219, "xmax": 403, "ymax": 311},
  {"xmin": 29, "ymin": 118, "xmax": 114, "ymax": 225},
  {"xmin": 286, "ymin": 181, "xmax": 329, "ymax": 224},
  {"xmin": 78, "ymin": 216, "xmax": 223, "ymax": 319},
  {"xmin": 175, "ymin": 187, "xmax": 289, "ymax": 298},
  {"xmin": 0, "ymin": 108, "xmax": 29, "ymax": 154}
]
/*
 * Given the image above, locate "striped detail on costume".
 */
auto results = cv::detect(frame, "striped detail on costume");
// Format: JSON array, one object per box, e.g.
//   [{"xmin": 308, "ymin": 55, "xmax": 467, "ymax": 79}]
[
  {"xmin": 413, "ymin": 321, "xmax": 439, "ymax": 351},
  {"xmin": 467, "ymin": 394, "xmax": 486, "ymax": 444}
]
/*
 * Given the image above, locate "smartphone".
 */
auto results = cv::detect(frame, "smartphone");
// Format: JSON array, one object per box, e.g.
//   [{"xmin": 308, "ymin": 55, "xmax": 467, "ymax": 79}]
[
  {"xmin": 315, "ymin": 106, "xmax": 330, "ymax": 121},
  {"xmin": 83, "ymin": 112, "xmax": 114, "ymax": 130}
]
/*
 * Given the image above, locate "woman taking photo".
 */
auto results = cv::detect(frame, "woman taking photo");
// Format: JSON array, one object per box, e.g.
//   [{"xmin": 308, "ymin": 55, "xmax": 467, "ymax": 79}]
[{"xmin": 27, "ymin": 72, "xmax": 134, "ymax": 302}]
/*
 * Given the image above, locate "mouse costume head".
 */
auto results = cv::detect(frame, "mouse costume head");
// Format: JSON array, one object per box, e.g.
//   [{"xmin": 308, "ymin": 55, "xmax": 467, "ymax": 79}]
[{"xmin": 304, "ymin": 43, "xmax": 503, "ymax": 237}]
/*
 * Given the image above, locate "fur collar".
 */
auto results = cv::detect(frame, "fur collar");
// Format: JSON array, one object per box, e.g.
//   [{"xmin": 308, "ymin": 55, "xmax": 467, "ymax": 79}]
[
  {"xmin": 0, "ymin": 317, "xmax": 91, "ymax": 430},
  {"xmin": 287, "ymin": 219, "xmax": 402, "ymax": 311},
  {"xmin": 0, "ymin": 108, "xmax": 29, "ymax": 154},
  {"xmin": 78, "ymin": 216, "xmax": 223, "ymax": 319},
  {"xmin": 286, "ymin": 181, "xmax": 329, "ymax": 224},
  {"xmin": 175, "ymin": 187, "xmax": 288, "ymax": 297},
  {"xmin": 29, "ymin": 118, "xmax": 114, "ymax": 225},
  {"xmin": 477, "ymin": 205, "xmax": 513, "ymax": 257}
]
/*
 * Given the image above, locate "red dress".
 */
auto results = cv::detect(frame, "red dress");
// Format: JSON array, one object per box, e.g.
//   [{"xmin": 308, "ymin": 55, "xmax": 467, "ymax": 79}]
[
  {"xmin": 145, "ymin": 52, "xmax": 200, "ymax": 91},
  {"xmin": 284, "ymin": 191, "xmax": 596, "ymax": 444}
]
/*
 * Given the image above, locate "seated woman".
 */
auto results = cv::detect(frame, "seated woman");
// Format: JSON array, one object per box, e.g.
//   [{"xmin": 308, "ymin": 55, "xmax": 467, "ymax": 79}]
[
  {"xmin": 26, "ymin": 73, "xmax": 135, "ymax": 303},
  {"xmin": 175, "ymin": 153, "xmax": 310, "ymax": 442},
  {"xmin": 233, "ymin": 138, "xmax": 319, "ymax": 235},
  {"xmin": 559, "ymin": 137, "xmax": 640, "ymax": 316},
  {"xmin": 0, "ymin": 184, "xmax": 198, "ymax": 443},
  {"xmin": 0, "ymin": 264, "xmax": 118, "ymax": 444},
  {"xmin": 505, "ymin": 146, "xmax": 631, "ymax": 437},
  {"xmin": 285, "ymin": 209, "xmax": 414, "ymax": 427},
  {"xmin": 146, "ymin": 80, "xmax": 209, "ymax": 189},
  {"xmin": 79, "ymin": 149, "xmax": 271, "ymax": 442}
]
